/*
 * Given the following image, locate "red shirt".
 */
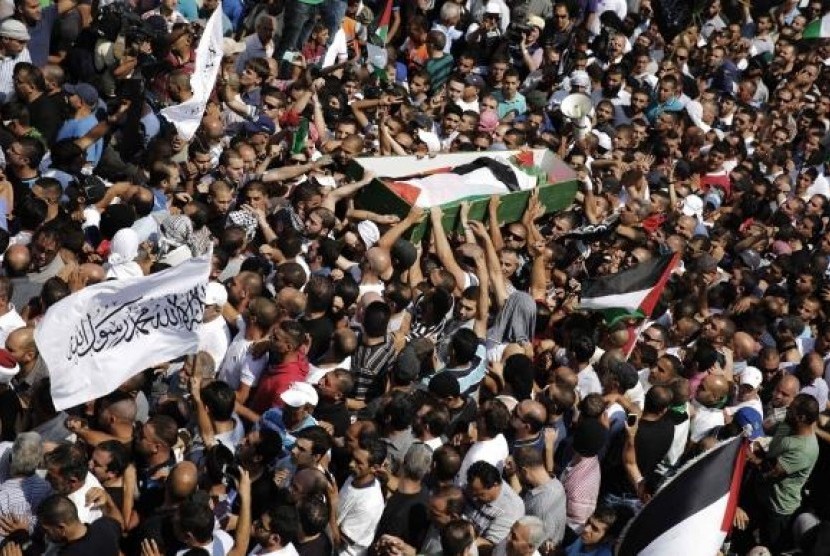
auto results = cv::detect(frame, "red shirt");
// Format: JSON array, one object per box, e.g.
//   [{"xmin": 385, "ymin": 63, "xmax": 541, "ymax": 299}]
[{"xmin": 248, "ymin": 356, "xmax": 309, "ymax": 414}]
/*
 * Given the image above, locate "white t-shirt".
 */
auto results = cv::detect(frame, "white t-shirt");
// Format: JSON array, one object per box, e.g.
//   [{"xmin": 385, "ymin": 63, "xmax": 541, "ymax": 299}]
[
  {"xmin": 337, "ymin": 476, "xmax": 385, "ymax": 556},
  {"xmin": 577, "ymin": 366, "xmax": 603, "ymax": 398},
  {"xmin": 198, "ymin": 317, "xmax": 232, "ymax": 370},
  {"xmin": 67, "ymin": 473, "xmax": 103, "ymax": 524},
  {"xmin": 456, "ymin": 434, "xmax": 509, "ymax": 486},
  {"xmin": 690, "ymin": 402, "xmax": 725, "ymax": 442},
  {"xmin": 217, "ymin": 318, "xmax": 268, "ymax": 390}
]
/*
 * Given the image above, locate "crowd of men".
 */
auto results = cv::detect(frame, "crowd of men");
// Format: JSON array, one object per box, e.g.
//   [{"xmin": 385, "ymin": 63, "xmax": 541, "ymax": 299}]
[{"xmin": 0, "ymin": 0, "xmax": 823, "ymax": 554}]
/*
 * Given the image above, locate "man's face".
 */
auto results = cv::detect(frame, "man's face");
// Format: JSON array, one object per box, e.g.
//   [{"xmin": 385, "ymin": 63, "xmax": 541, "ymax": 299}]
[
  {"xmin": 89, "ymin": 448, "xmax": 113, "ymax": 483},
  {"xmin": 410, "ymin": 76, "xmax": 428, "ymax": 96},
  {"xmin": 1, "ymin": 36, "xmax": 27, "ymax": 57},
  {"xmin": 211, "ymin": 189, "xmax": 234, "ymax": 215},
  {"xmin": 447, "ymin": 80, "xmax": 464, "ymax": 102},
  {"xmin": 436, "ymin": 109, "xmax": 458, "ymax": 135},
  {"xmin": 46, "ymin": 465, "xmax": 72, "ymax": 494},
  {"xmin": 316, "ymin": 372, "xmax": 341, "ymax": 401},
  {"xmin": 499, "ymin": 251, "xmax": 519, "ymax": 278},
  {"xmin": 18, "ymin": 0, "xmax": 41, "ymax": 22},
  {"xmin": 256, "ymin": 18, "xmax": 275, "ymax": 44},
  {"xmin": 221, "ymin": 157, "xmax": 245, "ymax": 187},
  {"xmin": 490, "ymin": 63, "xmax": 508, "ymax": 82},
  {"xmin": 501, "ymin": 75, "xmax": 519, "ymax": 99},
  {"xmin": 305, "ymin": 211, "xmax": 325, "ymax": 238},
  {"xmin": 31, "ymin": 234, "xmax": 58, "ymax": 269},
  {"xmin": 707, "ymin": 47, "xmax": 724, "ymax": 68},
  {"xmin": 595, "ymin": 103, "xmax": 613, "ymax": 123},
  {"xmin": 466, "ymin": 477, "xmax": 498, "ymax": 505},
  {"xmin": 457, "ymin": 56, "xmax": 474, "ymax": 74},
  {"xmin": 428, "ymin": 495, "xmax": 453, "ymax": 526},
  {"xmin": 553, "ymin": 7, "xmax": 569, "ymax": 30},
  {"xmin": 349, "ymin": 447, "xmax": 374, "ymax": 480},
  {"xmin": 506, "ymin": 522, "xmax": 535, "ymax": 556},
  {"xmin": 657, "ymin": 81, "xmax": 676, "ymax": 103},
  {"xmin": 772, "ymin": 380, "xmax": 797, "ymax": 408},
  {"xmin": 457, "ymin": 297, "xmax": 477, "ymax": 322},
  {"xmin": 290, "ymin": 437, "xmax": 317, "ymax": 468},
  {"xmin": 581, "ymin": 516, "xmax": 609, "ymax": 545}
]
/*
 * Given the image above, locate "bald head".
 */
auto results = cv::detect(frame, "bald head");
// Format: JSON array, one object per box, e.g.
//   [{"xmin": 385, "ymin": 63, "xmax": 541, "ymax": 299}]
[
  {"xmin": 518, "ymin": 400, "xmax": 547, "ymax": 427},
  {"xmin": 105, "ymin": 397, "xmax": 137, "ymax": 423},
  {"xmin": 697, "ymin": 373, "xmax": 730, "ymax": 406},
  {"xmin": 237, "ymin": 270, "xmax": 263, "ymax": 297},
  {"xmin": 277, "ymin": 287, "xmax": 306, "ymax": 320},
  {"xmin": 291, "ymin": 467, "xmax": 328, "ymax": 500},
  {"xmin": 80, "ymin": 263, "xmax": 106, "ymax": 285},
  {"xmin": 732, "ymin": 332, "xmax": 759, "ymax": 360},
  {"xmin": 772, "ymin": 374, "xmax": 800, "ymax": 408},
  {"xmin": 366, "ymin": 247, "xmax": 392, "ymax": 278},
  {"xmin": 7, "ymin": 326, "xmax": 36, "ymax": 357},
  {"xmin": 201, "ymin": 116, "xmax": 224, "ymax": 139},
  {"xmin": 167, "ymin": 461, "xmax": 198, "ymax": 502},
  {"xmin": 4, "ymin": 244, "xmax": 30, "ymax": 276}
]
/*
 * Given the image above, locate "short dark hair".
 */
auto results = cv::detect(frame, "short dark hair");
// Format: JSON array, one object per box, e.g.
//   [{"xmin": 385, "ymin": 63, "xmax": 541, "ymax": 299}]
[
  {"xmin": 177, "ymin": 497, "xmax": 215, "ymax": 544},
  {"xmin": 95, "ymin": 440, "xmax": 130, "ymax": 476},
  {"xmin": 449, "ymin": 328, "xmax": 478, "ymax": 365},
  {"xmin": 362, "ymin": 301, "xmax": 391, "ymax": 337},
  {"xmin": 44, "ymin": 443, "xmax": 88, "ymax": 483},
  {"xmin": 298, "ymin": 497, "xmax": 329, "ymax": 537},
  {"xmin": 200, "ymin": 381, "xmax": 236, "ymax": 421},
  {"xmin": 294, "ymin": 426, "xmax": 332, "ymax": 457},
  {"xmin": 357, "ymin": 436, "xmax": 388, "ymax": 467},
  {"xmin": 37, "ymin": 494, "xmax": 79, "ymax": 527},
  {"xmin": 467, "ymin": 460, "xmax": 501, "ymax": 488}
]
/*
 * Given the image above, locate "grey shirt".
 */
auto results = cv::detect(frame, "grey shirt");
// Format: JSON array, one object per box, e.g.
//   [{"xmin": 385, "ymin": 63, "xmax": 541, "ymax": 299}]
[
  {"xmin": 523, "ymin": 478, "xmax": 567, "ymax": 545},
  {"xmin": 464, "ymin": 482, "xmax": 524, "ymax": 544}
]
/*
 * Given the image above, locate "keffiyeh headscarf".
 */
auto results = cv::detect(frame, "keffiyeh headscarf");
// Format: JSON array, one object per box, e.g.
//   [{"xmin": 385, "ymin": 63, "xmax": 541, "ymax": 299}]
[{"xmin": 158, "ymin": 214, "xmax": 212, "ymax": 259}]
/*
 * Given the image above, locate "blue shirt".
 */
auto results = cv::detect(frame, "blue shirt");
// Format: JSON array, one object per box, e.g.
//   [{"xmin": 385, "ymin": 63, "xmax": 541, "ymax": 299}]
[
  {"xmin": 56, "ymin": 114, "xmax": 102, "ymax": 166},
  {"xmin": 435, "ymin": 341, "xmax": 487, "ymax": 397},
  {"xmin": 493, "ymin": 91, "xmax": 528, "ymax": 119}
]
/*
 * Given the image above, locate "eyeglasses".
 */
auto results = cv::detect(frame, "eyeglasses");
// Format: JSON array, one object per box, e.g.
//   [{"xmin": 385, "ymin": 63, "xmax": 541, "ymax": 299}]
[
  {"xmin": 504, "ymin": 232, "xmax": 526, "ymax": 242},
  {"xmin": 643, "ymin": 334, "xmax": 662, "ymax": 343}
]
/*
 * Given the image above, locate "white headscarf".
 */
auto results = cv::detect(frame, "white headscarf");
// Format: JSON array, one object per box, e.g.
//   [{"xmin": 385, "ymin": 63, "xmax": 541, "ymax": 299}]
[{"xmin": 105, "ymin": 228, "xmax": 143, "ymax": 280}]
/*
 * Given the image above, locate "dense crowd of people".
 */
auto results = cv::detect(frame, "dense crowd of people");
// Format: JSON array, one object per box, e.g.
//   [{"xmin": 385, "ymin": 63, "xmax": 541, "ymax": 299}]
[{"xmin": 0, "ymin": 0, "xmax": 824, "ymax": 554}]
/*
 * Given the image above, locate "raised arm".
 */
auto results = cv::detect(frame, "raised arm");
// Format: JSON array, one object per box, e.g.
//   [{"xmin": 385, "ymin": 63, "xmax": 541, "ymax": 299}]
[
  {"xmin": 469, "ymin": 220, "xmax": 508, "ymax": 309},
  {"xmin": 487, "ymin": 195, "xmax": 505, "ymax": 251},
  {"xmin": 471, "ymin": 249, "xmax": 490, "ymax": 339},
  {"xmin": 429, "ymin": 206, "xmax": 468, "ymax": 294},
  {"xmin": 322, "ymin": 170, "xmax": 376, "ymax": 212},
  {"xmin": 378, "ymin": 205, "xmax": 425, "ymax": 251}
]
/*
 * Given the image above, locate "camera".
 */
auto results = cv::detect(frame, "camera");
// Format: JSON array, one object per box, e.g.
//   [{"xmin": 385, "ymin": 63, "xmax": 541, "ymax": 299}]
[{"xmin": 507, "ymin": 22, "xmax": 531, "ymax": 43}]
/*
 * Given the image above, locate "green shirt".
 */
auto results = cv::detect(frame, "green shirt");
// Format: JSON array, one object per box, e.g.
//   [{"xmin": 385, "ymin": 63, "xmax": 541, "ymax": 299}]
[{"xmin": 763, "ymin": 422, "xmax": 819, "ymax": 515}]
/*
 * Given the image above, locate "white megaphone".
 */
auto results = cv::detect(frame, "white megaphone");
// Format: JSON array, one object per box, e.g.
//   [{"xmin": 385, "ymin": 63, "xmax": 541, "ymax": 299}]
[{"xmin": 560, "ymin": 93, "xmax": 593, "ymax": 140}]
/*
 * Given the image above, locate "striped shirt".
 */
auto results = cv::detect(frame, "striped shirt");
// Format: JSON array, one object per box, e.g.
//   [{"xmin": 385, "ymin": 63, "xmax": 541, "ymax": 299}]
[
  {"xmin": 561, "ymin": 455, "xmax": 600, "ymax": 532},
  {"xmin": 350, "ymin": 336, "xmax": 397, "ymax": 401},
  {"xmin": 0, "ymin": 475, "xmax": 53, "ymax": 540},
  {"xmin": 0, "ymin": 48, "xmax": 31, "ymax": 102}
]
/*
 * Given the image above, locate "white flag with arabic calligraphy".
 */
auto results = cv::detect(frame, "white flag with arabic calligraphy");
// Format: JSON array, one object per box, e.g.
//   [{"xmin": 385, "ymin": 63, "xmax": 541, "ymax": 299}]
[
  {"xmin": 160, "ymin": 1, "xmax": 225, "ymax": 140},
  {"xmin": 35, "ymin": 253, "xmax": 211, "ymax": 410}
]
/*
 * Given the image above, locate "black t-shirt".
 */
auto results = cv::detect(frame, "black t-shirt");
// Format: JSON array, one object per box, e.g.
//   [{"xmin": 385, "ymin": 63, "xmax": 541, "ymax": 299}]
[
  {"xmin": 59, "ymin": 516, "xmax": 121, "ymax": 556},
  {"xmin": 314, "ymin": 399, "xmax": 350, "ymax": 438},
  {"xmin": 635, "ymin": 417, "xmax": 675, "ymax": 490},
  {"xmin": 28, "ymin": 93, "xmax": 66, "ymax": 146},
  {"xmin": 373, "ymin": 489, "xmax": 431, "ymax": 550},
  {"xmin": 302, "ymin": 315, "xmax": 335, "ymax": 364},
  {"xmin": 298, "ymin": 534, "xmax": 333, "ymax": 556}
]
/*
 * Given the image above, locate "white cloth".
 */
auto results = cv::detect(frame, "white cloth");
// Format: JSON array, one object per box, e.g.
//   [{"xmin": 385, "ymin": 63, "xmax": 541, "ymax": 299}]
[
  {"xmin": 36, "ymin": 253, "xmax": 211, "ymax": 411},
  {"xmin": 337, "ymin": 477, "xmax": 385, "ymax": 556},
  {"xmin": 161, "ymin": 3, "xmax": 224, "ymax": 140},
  {"xmin": 67, "ymin": 473, "xmax": 103, "ymax": 524},
  {"xmin": 0, "ymin": 307, "xmax": 25, "ymax": 346},
  {"xmin": 456, "ymin": 434, "xmax": 509, "ymax": 486}
]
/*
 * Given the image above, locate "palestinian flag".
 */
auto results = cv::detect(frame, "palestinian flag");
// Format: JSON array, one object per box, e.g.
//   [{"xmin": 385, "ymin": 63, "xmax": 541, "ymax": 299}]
[
  {"xmin": 804, "ymin": 13, "xmax": 830, "ymax": 39},
  {"xmin": 580, "ymin": 253, "xmax": 679, "ymax": 320},
  {"xmin": 616, "ymin": 436, "xmax": 747, "ymax": 555},
  {"xmin": 374, "ymin": 0, "xmax": 394, "ymax": 44}
]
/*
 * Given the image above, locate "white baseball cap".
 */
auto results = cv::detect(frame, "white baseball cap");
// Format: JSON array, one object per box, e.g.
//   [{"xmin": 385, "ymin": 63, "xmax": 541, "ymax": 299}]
[
  {"xmin": 281, "ymin": 382, "xmax": 319, "ymax": 408},
  {"xmin": 740, "ymin": 366, "xmax": 763, "ymax": 390}
]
